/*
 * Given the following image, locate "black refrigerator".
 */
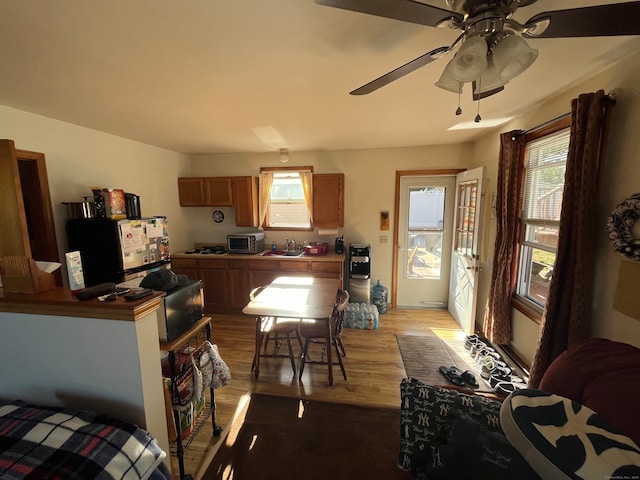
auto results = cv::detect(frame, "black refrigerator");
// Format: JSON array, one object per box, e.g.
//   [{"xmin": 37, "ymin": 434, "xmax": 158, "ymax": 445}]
[{"xmin": 66, "ymin": 217, "xmax": 171, "ymax": 287}]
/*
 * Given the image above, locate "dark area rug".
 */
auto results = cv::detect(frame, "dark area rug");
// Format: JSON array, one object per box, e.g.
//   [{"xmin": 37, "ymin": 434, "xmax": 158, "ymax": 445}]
[
  {"xmin": 396, "ymin": 332, "xmax": 491, "ymax": 392},
  {"xmin": 202, "ymin": 393, "xmax": 405, "ymax": 480}
]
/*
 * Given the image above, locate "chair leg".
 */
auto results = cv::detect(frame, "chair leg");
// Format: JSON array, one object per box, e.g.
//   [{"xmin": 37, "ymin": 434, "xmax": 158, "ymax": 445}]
[
  {"xmin": 299, "ymin": 339, "xmax": 309, "ymax": 380},
  {"xmin": 334, "ymin": 340, "xmax": 347, "ymax": 380},
  {"xmin": 336, "ymin": 337, "xmax": 347, "ymax": 357},
  {"xmin": 286, "ymin": 334, "xmax": 296, "ymax": 374}
]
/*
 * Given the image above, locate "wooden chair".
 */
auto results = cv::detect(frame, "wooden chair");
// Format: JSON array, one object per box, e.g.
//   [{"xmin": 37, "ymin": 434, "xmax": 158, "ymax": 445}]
[
  {"xmin": 299, "ymin": 289, "xmax": 350, "ymax": 383},
  {"xmin": 250, "ymin": 286, "xmax": 302, "ymax": 379}
]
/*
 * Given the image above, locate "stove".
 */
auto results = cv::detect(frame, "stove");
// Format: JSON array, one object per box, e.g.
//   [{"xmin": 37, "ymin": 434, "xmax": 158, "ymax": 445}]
[{"xmin": 184, "ymin": 245, "xmax": 228, "ymax": 255}]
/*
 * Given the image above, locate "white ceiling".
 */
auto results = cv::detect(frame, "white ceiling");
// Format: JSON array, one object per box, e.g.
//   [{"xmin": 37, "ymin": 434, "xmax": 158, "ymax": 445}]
[{"xmin": 1, "ymin": 0, "xmax": 639, "ymax": 155}]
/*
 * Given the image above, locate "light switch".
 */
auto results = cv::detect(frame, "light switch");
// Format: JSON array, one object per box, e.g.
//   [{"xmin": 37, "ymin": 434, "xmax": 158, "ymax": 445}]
[{"xmin": 379, "ymin": 235, "xmax": 388, "ymax": 244}]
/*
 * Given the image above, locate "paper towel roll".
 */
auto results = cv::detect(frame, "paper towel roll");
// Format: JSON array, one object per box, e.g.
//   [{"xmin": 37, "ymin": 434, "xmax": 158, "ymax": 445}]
[{"xmin": 316, "ymin": 228, "xmax": 339, "ymax": 236}]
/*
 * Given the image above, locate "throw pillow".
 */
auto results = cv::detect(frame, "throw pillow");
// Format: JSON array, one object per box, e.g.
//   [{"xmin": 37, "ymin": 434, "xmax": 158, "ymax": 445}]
[
  {"xmin": 399, "ymin": 377, "xmax": 504, "ymax": 478},
  {"xmin": 501, "ymin": 389, "xmax": 640, "ymax": 480}
]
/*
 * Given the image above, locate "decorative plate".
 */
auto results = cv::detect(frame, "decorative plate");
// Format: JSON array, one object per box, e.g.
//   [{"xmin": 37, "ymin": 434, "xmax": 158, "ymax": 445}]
[
  {"xmin": 211, "ymin": 209, "xmax": 225, "ymax": 224},
  {"xmin": 606, "ymin": 193, "xmax": 640, "ymax": 261}
]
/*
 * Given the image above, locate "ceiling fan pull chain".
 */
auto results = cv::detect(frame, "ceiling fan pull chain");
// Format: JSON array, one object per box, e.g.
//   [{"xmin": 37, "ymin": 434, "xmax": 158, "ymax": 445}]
[
  {"xmin": 475, "ymin": 78, "xmax": 482, "ymax": 123},
  {"xmin": 456, "ymin": 86, "xmax": 462, "ymax": 116}
]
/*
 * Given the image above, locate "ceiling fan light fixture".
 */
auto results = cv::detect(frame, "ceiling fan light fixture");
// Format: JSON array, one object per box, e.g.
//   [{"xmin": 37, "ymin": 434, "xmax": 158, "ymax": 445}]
[
  {"xmin": 448, "ymin": 35, "xmax": 488, "ymax": 82},
  {"xmin": 473, "ymin": 60, "xmax": 508, "ymax": 98},
  {"xmin": 492, "ymin": 33, "xmax": 538, "ymax": 81},
  {"xmin": 435, "ymin": 61, "xmax": 464, "ymax": 93}
]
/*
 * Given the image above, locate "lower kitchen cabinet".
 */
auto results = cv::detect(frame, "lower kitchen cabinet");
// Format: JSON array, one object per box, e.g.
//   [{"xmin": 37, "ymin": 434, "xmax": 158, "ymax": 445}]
[
  {"xmin": 170, "ymin": 254, "xmax": 345, "ymax": 314},
  {"xmin": 170, "ymin": 258, "xmax": 198, "ymax": 281},
  {"xmin": 198, "ymin": 259, "xmax": 228, "ymax": 313}
]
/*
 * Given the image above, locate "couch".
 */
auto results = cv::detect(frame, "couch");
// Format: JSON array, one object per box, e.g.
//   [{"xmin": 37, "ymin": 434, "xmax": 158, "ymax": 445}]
[{"xmin": 399, "ymin": 337, "xmax": 640, "ymax": 479}]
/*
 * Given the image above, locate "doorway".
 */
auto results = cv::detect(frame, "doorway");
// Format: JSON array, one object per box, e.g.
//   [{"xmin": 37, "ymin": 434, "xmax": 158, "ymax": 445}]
[{"xmin": 395, "ymin": 173, "xmax": 457, "ymax": 308}]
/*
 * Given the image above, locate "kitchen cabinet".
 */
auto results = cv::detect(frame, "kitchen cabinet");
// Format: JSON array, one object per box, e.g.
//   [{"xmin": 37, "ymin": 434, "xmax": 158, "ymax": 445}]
[
  {"xmin": 198, "ymin": 258, "xmax": 228, "ymax": 313},
  {"xmin": 313, "ymin": 173, "xmax": 344, "ymax": 228},
  {"xmin": 205, "ymin": 177, "xmax": 233, "ymax": 206},
  {"xmin": 232, "ymin": 176, "xmax": 259, "ymax": 227},
  {"xmin": 177, "ymin": 178, "xmax": 206, "ymax": 206},
  {"xmin": 227, "ymin": 260, "xmax": 251, "ymax": 310},
  {"xmin": 247, "ymin": 260, "xmax": 278, "ymax": 290},
  {"xmin": 170, "ymin": 258, "xmax": 198, "ymax": 281},
  {"xmin": 170, "ymin": 254, "xmax": 344, "ymax": 314},
  {"xmin": 177, "ymin": 177, "xmax": 232, "ymax": 207},
  {"xmin": 177, "ymin": 176, "xmax": 258, "ymax": 227}
]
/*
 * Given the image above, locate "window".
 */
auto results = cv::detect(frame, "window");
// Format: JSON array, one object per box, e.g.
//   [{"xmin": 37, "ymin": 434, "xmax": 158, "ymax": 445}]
[
  {"xmin": 515, "ymin": 122, "xmax": 570, "ymax": 308},
  {"xmin": 262, "ymin": 169, "xmax": 312, "ymax": 229},
  {"xmin": 406, "ymin": 186, "xmax": 446, "ymax": 278}
]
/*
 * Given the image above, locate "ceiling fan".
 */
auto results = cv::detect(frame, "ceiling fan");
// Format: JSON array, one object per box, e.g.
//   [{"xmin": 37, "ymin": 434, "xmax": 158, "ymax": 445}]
[{"xmin": 316, "ymin": 0, "xmax": 640, "ymax": 102}]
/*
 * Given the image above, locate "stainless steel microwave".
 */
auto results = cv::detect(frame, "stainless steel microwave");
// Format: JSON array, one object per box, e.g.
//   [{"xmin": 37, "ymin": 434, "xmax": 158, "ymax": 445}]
[{"xmin": 227, "ymin": 232, "xmax": 265, "ymax": 254}]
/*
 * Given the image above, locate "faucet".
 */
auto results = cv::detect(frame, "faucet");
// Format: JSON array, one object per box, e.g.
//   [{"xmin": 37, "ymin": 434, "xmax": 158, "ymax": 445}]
[{"xmin": 285, "ymin": 238, "xmax": 296, "ymax": 251}]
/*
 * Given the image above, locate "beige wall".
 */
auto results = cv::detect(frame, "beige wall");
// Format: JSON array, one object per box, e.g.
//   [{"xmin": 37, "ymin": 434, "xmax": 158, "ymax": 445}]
[{"xmin": 0, "ymin": 105, "xmax": 193, "ymax": 279}]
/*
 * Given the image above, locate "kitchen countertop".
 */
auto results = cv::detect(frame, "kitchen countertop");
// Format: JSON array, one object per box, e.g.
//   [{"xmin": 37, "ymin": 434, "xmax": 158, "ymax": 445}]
[
  {"xmin": 0, "ymin": 287, "xmax": 166, "ymax": 321},
  {"xmin": 172, "ymin": 251, "xmax": 346, "ymax": 261}
]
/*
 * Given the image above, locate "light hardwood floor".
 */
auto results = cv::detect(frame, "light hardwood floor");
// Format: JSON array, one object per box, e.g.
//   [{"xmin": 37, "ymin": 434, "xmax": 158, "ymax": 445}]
[{"xmin": 170, "ymin": 308, "xmax": 464, "ymax": 479}]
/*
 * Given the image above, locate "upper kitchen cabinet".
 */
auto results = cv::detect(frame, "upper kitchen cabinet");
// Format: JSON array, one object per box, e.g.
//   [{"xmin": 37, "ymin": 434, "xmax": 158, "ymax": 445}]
[
  {"xmin": 313, "ymin": 173, "xmax": 344, "ymax": 228},
  {"xmin": 232, "ymin": 176, "xmax": 259, "ymax": 227},
  {"xmin": 178, "ymin": 176, "xmax": 232, "ymax": 206},
  {"xmin": 205, "ymin": 177, "xmax": 233, "ymax": 206},
  {"xmin": 178, "ymin": 176, "xmax": 258, "ymax": 227},
  {"xmin": 178, "ymin": 177, "xmax": 207, "ymax": 206}
]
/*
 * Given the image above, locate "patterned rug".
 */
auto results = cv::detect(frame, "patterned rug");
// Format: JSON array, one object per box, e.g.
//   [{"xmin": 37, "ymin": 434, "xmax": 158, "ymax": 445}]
[{"xmin": 396, "ymin": 332, "xmax": 491, "ymax": 392}]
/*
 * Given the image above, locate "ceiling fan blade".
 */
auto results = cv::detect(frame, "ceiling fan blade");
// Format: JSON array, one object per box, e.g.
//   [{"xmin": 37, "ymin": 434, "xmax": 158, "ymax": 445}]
[
  {"xmin": 315, "ymin": 0, "xmax": 462, "ymax": 28},
  {"xmin": 350, "ymin": 46, "xmax": 449, "ymax": 95},
  {"xmin": 523, "ymin": 1, "xmax": 640, "ymax": 38}
]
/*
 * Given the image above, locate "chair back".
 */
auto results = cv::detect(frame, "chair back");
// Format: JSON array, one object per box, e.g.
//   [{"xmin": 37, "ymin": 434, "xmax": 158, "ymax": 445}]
[{"xmin": 331, "ymin": 289, "xmax": 350, "ymax": 336}]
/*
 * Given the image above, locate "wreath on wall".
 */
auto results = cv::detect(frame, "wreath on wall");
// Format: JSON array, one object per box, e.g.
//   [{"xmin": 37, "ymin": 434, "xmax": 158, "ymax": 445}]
[{"xmin": 607, "ymin": 193, "xmax": 640, "ymax": 262}]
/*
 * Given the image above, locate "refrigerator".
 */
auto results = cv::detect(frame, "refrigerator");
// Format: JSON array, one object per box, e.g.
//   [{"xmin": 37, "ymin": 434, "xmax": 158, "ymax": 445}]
[{"xmin": 66, "ymin": 217, "xmax": 171, "ymax": 287}]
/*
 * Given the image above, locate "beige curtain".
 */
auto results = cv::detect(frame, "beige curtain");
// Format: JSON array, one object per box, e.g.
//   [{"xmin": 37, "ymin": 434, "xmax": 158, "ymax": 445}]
[
  {"xmin": 482, "ymin": 131, "xmax": 525, "ymax": 345},
  {"xmin": 258, "ymin": 171, "xmax": 274, "ymax": 229},
  {"xmin": 300, "ymin": 171, "xmax": 313, "ymax": 222},
  {"xmin": 528, "ymin": 90, "xmax": 613, "ymax": 387}
]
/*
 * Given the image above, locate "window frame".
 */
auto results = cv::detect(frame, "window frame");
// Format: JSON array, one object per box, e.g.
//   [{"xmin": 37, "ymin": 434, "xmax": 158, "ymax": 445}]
[
  {"xmin": 260, "ymin": 166, "xmax": 314, "ymax": 231},
  {"xmin": 511, "ymin": 116, "xmax": 571, "ymax": 321}
]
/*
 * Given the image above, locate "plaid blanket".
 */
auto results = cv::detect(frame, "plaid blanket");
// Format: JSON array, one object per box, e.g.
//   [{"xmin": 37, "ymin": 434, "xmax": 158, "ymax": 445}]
[{"xmin": 0, "ymin": 401, "xmax": 167, "ymax": 480}]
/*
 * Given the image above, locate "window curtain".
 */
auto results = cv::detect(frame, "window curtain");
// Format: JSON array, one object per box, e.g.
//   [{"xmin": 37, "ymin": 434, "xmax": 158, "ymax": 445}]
[
  {"xmin": 300, "ymin": 170, "xmax": 313, "ymax": 222},
  {"xmin": 258, "ymin": 171, "xmax": 274, "ymax": 229},
  {"xmin": 482, "ymin": 131, "xmax": 526, "ymax": 345},
  {"xmin": 528, "ymin": 90, "xmax": 614, "ymax": 388}
]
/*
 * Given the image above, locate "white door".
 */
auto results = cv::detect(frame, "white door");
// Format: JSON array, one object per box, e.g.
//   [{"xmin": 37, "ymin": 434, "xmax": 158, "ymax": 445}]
[
  {"xmin": 448, "ymin": 167, "xmax": 486, "ymax": 334},
  {"xmin": 396, "ymin": 175, "xmax": 456, "ymax": 308}
]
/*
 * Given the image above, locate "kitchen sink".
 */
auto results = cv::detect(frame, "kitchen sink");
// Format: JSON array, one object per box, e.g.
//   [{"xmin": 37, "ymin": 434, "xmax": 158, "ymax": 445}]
[{"xmin": 260, "ymin": 249, "xmax": 305, "ymax": 257}]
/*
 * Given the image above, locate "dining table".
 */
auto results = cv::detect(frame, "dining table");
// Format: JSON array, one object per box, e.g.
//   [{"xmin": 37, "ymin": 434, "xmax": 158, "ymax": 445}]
[{"xmin": 242, "ymin": 275, "xmax": 341, "ymax": 385}]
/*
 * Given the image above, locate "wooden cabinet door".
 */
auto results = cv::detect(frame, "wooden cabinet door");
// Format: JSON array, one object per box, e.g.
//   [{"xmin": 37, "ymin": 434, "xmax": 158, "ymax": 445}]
[
  {"xmin": 247, "ymin": 260, "xmax": 278, "ymax": 292},
  {"xmin": 311, "ymin": 260, "xmax": 344, "ymax": 285},
  {"xmin": 199, "ymin": 259, "xmax": 228, "ymax": 313},
  {"xmin": 178, "ymin": 178, "xmax": 206, "ymax": 206},
  {"xmin": 170, "ymin": 258, "xmax": 199, "ymax": 281},
  {"xmin": 313, "ymin": 173, "xmax": 344, "ymax": 228},
  {"xmin": 232, "ymin": 176, "xmax": 258, "ymax": 227},
  {"xmin": 205, "ymin": 177, "xmax": 233, "ymax": 206},
  {"xmin": 227, "ymin": 260, "xmax": 250, "ymax": 310}
]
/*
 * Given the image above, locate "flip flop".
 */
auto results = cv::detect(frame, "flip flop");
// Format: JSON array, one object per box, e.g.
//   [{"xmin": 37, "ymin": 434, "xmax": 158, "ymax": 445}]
[
  {"xmin": 460, "ymin": 370, "xmax": 479, "ymax": 388},
  {"xmin": 439, "ymin": 365, "xmax": 465, "ymax": 386}
]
